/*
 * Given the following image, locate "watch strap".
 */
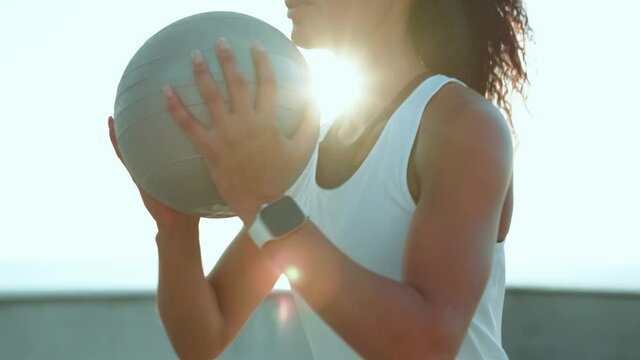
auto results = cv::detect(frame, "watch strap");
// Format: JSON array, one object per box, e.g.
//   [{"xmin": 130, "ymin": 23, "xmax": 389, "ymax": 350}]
[{"xmin": 248, "ymin": 213, "xmax": 273, "ymax": 248}]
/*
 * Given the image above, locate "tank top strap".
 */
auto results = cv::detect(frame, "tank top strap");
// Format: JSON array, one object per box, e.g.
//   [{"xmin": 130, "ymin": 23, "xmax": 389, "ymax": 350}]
[
  {"xmin": 319, "ymin": 119, "xmax": 333, "ymax": 142},
  {"xmin": 393, "ymin": 74, "xmax": 467, "ymax": 145},
  {"xmin": 383, "ymin": 74, "xmax": 468, "ymax": 209}
]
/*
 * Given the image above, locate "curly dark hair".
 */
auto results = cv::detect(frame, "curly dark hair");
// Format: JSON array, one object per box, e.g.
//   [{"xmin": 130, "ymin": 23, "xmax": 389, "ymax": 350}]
[{"xmin": 409, "ymin": 0, "xmax": 532, "ymax": 128}]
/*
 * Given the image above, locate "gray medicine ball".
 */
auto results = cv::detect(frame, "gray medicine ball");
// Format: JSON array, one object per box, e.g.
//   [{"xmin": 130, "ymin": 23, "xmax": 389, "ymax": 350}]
[{"xmin": 113, "ymin": 12, "xmax": 312, "ymax": 218}]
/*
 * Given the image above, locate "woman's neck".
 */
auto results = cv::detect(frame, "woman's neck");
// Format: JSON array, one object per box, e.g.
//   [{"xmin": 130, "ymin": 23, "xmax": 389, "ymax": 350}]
[{"xmin": 333, "ymin": 25, "xmax": 427, "ymax": 144}]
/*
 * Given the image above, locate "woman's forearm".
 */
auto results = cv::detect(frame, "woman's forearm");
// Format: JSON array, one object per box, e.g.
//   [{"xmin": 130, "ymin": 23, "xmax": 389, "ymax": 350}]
[
  {"xmin": 156, "ymin": 228, "xmax": 226, "ymax": 360},
  {"xmin": 262, "ymin": 222, "xmax": 459, "ymax": 360}
]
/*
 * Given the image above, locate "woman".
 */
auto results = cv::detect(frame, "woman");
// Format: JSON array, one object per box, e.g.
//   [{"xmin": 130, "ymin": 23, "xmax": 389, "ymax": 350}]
[{"xmin": 108, "ymin": 0, "xmax": 530, "ymax": 358}]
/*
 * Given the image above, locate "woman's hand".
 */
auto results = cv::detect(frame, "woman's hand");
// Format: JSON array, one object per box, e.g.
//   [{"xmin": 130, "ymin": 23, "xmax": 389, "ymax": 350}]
[
  {"xmin": 163, "ymin": 38, "xmax": 319, "ymax": 224},
  {"xmin": 108, "ymin": 116, "xmax": 199, "ymax": 235}
]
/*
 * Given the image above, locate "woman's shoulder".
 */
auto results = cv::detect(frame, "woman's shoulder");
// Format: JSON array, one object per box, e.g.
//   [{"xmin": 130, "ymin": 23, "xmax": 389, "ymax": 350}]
[
  {"xmin": 413, "ymin": 79, "xmax": 514, "ymax": 182},
  {"xmin": 420, "ymin": 80, "xmax": 511, "ymax": 147}
]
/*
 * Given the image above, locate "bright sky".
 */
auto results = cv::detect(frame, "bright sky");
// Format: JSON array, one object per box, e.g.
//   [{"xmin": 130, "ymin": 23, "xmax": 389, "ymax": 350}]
[{"xmin": 1, "ymin": 0, "xmax": 638, "ymax": 295}]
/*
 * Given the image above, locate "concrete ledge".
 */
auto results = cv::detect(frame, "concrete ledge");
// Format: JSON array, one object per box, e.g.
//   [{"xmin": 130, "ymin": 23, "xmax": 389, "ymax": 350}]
[{"xmin": 1, "ymin": 288, "xmax": 639, "ymax": 359}]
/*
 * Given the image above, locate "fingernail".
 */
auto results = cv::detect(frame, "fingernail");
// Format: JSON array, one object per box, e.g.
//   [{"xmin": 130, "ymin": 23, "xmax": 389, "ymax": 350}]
[
  {"xmin": 253, "ymin": 41, "xmax": 265, "ymax": 52},
  {"xmin": 191, "ymin": 49, "xmax": 204, "ymax": 64},
  {"xmin": 163, "ymin": 85, "xmax": 174, "ymax": 98},
  {"xmin": 216, "ymin": 37, "xmax": 229, "ymax": 50}
]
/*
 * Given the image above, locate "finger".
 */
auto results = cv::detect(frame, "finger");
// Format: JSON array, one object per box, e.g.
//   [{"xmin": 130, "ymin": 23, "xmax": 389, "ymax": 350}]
[
  {"xmin": 108, "ymin": 116, "xmax": 124, "ymax": 163},
  {"xmin": 108, "ymin": 116, "xmax": 146, "ymax": 194},
  {"xmin": 290, "ymin": 102, "xmax": 321, "ymax": 162},
  {"xmin": 252, "ymin": 42, "xmax": 277, "ymax": 117},
  {"xmin": 191, "ymin": 49, "xmax": 230, "ymax": 127},
  {"xmin": 215, "ymin": 37, "xmax": 252, "ymax": 114},
  {"xmin": 163, "ymin": 85, "xmax": 212, "ymax": 151}
]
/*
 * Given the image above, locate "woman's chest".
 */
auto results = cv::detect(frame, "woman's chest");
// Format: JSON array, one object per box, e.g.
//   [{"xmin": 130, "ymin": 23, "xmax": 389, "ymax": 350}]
[{"xmin": 316, "ymin": 121, "xmax": 421, "ymax": 202}]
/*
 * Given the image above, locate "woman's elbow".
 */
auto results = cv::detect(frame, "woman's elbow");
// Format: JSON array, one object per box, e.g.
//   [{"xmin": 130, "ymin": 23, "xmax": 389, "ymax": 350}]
[{"xmin": 408, "ymin": 316, "xmax": 467, "ymax": 360}]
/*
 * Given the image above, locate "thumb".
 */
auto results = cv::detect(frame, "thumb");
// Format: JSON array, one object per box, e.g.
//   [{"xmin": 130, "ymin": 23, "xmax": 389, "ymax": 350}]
[
  {"xmin": 290, "ymin": 102, "xmax": 320, "ymax": 160},
  {"xmin": 108, "ymin": 116, "xmax": 125, "ymax": 163}
]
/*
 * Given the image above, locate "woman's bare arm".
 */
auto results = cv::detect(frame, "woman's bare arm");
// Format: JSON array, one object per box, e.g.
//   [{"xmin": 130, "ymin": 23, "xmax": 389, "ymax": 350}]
[{"xmin": 156, "ymin": 227, "xmax": 281, "ymax": 359}]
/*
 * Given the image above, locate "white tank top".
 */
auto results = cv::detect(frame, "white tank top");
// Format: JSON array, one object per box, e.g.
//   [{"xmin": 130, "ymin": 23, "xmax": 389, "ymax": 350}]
[{"xmin": 285, "ymin": 74, "xmax": 508, "ymax": 360}]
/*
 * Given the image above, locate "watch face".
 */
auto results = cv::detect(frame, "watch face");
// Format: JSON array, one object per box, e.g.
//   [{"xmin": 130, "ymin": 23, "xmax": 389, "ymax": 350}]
[{"xmin": 262, "ymin": 196, "xmax": 306, "ymax": 237}]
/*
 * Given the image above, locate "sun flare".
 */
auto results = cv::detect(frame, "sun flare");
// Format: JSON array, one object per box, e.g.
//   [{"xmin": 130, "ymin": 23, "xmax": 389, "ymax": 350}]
[{"xmin": 304, "ymin": 50, "xmax": 364, "ymax": 124}]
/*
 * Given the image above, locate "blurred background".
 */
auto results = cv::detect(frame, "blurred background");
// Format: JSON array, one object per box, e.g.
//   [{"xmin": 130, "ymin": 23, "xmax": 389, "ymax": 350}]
[{"xmin": 1, "ymin": 0, "xmax": 638, "ymax": 359}]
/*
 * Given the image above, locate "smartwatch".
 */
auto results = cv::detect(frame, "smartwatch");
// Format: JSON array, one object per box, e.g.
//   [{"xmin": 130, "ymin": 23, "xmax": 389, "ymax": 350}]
[{"xmin": 248, "ymin": 195, "xmax": 308, "ymax": 248}]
